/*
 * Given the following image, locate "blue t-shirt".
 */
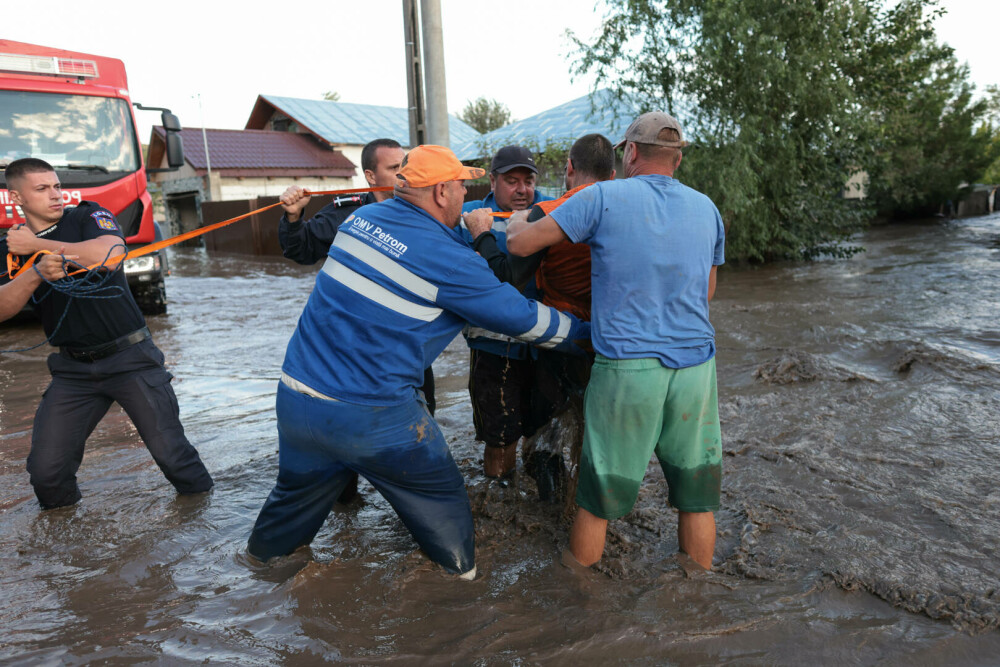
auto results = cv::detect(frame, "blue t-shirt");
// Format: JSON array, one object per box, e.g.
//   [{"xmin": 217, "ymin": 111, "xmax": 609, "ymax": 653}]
[{"xmin": 550, "ymin": 174, "xmax": 725, "ymax": 368}]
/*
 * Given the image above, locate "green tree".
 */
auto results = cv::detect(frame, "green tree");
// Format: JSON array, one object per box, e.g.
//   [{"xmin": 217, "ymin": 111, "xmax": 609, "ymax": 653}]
[
  {"xmin": 459, "ymin": 97, "xmax": 512, "ymax": 134},
  {"xmin": 853, "ymin": 3, "xmax": 998, "ymax": 216},
  {"xmin": 570, "ymin": 0, "xmax": 995, "ymax": 261},
  {"xmin": 977, "ymin": 86, "xmax": 1000, "ymax": 185}
]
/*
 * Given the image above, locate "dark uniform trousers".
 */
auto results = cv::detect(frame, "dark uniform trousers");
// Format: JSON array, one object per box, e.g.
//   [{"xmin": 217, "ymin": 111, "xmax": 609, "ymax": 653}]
[{"xmin": 27, "ymin": 339, "xmax": 213, "ymax": 509}]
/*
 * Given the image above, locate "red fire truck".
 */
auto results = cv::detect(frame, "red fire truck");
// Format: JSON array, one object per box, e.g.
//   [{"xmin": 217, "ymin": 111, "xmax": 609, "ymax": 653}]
[{"xmin": 0, "ymin": 40, "xmax": 184, "ymax": 314}]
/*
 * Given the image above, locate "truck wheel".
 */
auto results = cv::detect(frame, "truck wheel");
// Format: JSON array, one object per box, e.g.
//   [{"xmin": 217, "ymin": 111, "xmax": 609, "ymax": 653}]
[{"xmin": 134, "ymin": 279, "xmax": 167, "ymax": 316}]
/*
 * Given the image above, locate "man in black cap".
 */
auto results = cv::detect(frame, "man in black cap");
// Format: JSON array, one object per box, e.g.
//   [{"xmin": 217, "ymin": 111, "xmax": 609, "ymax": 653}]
[{"xmin": 458, "ymin": 145, "xmax": 552, "ymax": 479}]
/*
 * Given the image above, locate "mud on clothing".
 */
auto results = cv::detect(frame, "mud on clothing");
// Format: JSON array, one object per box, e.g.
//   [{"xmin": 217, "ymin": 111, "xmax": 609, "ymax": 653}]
[
  {"xmin": 576, "ymin": 356, "xmax": 722, "ymax": 519},
  {"xmin": 469, "ymin": 349, "xmax": 548, "ymax": 449},
  {"xmin": 248, "ymin": 382, "xmax": 474, "ymax": 571},
  {"xmin": 459, "ymin": 191, "xmax": 553, "ymax": 449},
  {"xmin": 277, "ymin": 192, "xmax": 436, "ymax": 412},
  {"xmin": 252, "ymin": 197, "xmax": 589, "ymax": 571},
  {"xmin": 0, "ymin": 202, "xmax": 212, "ymax": 509}
]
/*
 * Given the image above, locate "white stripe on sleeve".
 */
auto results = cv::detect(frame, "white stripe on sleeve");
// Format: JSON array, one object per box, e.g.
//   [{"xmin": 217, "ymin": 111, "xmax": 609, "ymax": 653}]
[
  {"xmin": 322, "ymin": 258, "xmax": 443, "ymax": 322},
  {"xmin": 333, "ymin": 233, "xmax": 439, "ymax": 302}
]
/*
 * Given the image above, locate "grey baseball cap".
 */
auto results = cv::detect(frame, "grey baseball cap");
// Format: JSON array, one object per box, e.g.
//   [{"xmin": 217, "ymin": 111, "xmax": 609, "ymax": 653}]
[{"xmin": 614, "ymin": 112, "xmax": 688, "ymax": 149}]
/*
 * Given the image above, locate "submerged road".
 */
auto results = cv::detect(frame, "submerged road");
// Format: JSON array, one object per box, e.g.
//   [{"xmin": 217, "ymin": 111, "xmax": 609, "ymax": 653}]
[{"xmin": 2, "ymin": 214, "xmax": 1000, "ymax": 663}]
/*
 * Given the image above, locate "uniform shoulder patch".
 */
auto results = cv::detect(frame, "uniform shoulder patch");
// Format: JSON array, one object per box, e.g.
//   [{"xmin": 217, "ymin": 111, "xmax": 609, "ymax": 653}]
[{"xmin": 91, "ymin": 209, "xmax": 119, "ymax": 232}]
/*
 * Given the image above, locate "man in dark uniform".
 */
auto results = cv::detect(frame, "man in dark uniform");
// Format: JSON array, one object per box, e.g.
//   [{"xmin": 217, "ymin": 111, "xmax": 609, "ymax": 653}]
[{"xmin": 0, "ymin": 158, "xmax": 213, "ymax": 510}]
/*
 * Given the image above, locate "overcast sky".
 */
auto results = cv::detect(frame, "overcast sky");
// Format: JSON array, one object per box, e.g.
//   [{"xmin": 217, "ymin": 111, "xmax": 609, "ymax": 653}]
[{"xmin": 3, "ymin": 0, "xmax": 995, "ymax": 142}]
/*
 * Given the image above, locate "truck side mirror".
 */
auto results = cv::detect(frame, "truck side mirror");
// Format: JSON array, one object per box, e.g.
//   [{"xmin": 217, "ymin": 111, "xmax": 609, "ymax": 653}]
[
  {"xmin": 166, "ymin": 133, "xmax": 184, "ymax": 168},
  {"xmin": 161, "ymin": 111, "xmax": 182, "ymax": 132}
]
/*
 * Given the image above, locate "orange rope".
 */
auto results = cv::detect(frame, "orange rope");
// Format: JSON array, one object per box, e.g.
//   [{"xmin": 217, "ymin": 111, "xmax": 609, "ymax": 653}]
[{"xmin": 5, "ymin": 186, "xmax": 394, "ymax": 280}]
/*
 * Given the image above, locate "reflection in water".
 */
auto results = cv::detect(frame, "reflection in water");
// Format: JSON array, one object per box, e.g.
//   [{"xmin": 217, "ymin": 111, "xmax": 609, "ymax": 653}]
[{"xmin": 2, "ymin": 217, "xmax": 1000, "ymax": 661}]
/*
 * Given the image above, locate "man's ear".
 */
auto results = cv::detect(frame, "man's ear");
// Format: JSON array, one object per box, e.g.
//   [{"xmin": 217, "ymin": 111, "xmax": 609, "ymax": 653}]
[
  {"xmin": 364, "ymin": 169, "xmax": 376, "ymax": 186},
  {"xmin": 8, "ymin": 188, "xmax": 22, "ymax": 205},
  {"xmin": 432, "ymin": 181, "xmax": 448, "ymax": 208},
  {"xmin": 488, "ymin": 172, "xmax": 496, "ymax": 192}
]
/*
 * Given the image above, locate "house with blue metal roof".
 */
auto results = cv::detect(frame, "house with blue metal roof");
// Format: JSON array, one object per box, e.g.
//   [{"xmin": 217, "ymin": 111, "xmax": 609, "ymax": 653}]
[
  {"xmin": 453, "ymin": 89, "xmax": 637, "ymax": 161},
  {"xmin": 245, "ymin": 94, "xmax": 482, "ymax": 188},
  {"xmin": 245, "ymin": 90, "xmax": 642, "ymax": 185}
]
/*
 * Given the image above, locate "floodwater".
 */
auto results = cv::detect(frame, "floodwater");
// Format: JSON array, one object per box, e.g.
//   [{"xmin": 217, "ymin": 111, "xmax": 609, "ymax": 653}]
[{"xmin": 2, "ymin": 213, "xmax": 1000, "ymax": 664}]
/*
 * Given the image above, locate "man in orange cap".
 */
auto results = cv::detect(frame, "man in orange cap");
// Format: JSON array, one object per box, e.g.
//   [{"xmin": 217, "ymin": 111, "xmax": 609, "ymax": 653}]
[{"xmin": 248, "ymin": 146, "xmax": 591, "ymax": 579}]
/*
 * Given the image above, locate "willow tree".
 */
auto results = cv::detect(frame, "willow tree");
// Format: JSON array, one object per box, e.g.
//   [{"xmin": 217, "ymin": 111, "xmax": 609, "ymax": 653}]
[{"xmin": 571, "ymin": 0, "xmax": 992, "ymax": 261}]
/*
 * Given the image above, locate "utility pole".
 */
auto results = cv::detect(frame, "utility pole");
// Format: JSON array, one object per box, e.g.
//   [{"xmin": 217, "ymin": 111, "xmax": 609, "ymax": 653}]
[
  {"xmin": 402, "ymin": 0, "xmax": 449, "ymax": 147},
  {"xmin": 402, "ymin": 0, "xmax": 425, "ymax": 147},
  {"xmin": 420, "ymin": 0, "xmax": 449, "ymax": 147},
  {"xmin": 195, "ymin": 93, "xmax": 216, "ymax": 201}
]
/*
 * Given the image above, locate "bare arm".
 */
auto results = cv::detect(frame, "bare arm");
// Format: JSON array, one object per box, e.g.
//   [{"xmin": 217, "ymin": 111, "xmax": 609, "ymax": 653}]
[
  {"xmin": 506, "ymin": 211, "xmax": 569, "ymax": 257},
  {"xmin": 0, "ymin": 250, "xmax": 76, "ymax": 322},
  {"xmin": 6, "ymin": 226, "xmax": 126, "ymax": 269},
  {"xmin": 708, "ymin": 266, "xmax": 718, "ymax": 302}
]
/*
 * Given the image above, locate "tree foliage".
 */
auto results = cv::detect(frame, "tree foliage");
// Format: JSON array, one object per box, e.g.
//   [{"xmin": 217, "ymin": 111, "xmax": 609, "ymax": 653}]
[
  {"xmin": 977, "ymin": 86, "xmax": 1000, "ymax": 185},
  {"xmin": 570, "ymin": 0, "xmax": 996, "ymax": 262},
  {"xmin": 459, "ymin": 97, "xmax": 512, "ymax": 134}
]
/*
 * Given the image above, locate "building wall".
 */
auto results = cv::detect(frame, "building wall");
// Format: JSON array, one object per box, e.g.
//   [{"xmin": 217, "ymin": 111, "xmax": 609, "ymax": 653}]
[
  {"xmin": 336, "ymin": 145, "xmax": 368, "ymax": 189},
  {"xmin": 219, "ymin": 176, "xmax": 353, "ymax": 201}
]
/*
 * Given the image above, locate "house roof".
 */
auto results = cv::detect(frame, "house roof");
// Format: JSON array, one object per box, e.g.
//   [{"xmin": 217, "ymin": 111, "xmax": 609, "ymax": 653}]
[
  {"xmin": 148, "ymin": 127, "xmax": 356, "ymax": 178},
  {"xmin": 454, "ymin": 89, "xmax": 638, "ymax": 160},
  {"xmin": 245, "ymin": 95, "xmax": 482, "ymax": 150}
]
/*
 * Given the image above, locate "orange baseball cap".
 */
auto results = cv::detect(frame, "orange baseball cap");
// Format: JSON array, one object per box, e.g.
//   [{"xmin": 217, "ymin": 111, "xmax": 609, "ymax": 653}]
[{"xmin": 395, "ymin": 145, "xmax": 486, "ymax": 188}]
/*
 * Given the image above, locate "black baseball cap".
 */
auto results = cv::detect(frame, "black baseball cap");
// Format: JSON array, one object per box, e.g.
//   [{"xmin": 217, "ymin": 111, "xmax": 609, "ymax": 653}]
[{"xmin": 490, "ymin": 145, "xmax": 538, "ymax": 174}]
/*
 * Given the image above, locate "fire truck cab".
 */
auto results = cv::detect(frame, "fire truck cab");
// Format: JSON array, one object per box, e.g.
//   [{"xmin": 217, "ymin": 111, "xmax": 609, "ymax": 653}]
[{"xmin": 0, "ymin": 40, "xmax": 184, "ymax": 315}]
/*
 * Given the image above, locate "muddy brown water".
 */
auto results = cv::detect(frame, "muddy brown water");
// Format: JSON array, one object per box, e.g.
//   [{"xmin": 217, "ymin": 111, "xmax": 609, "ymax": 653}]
[{"xmin": 2, "ymin": 215, "xmax": 1000, "ymax": 664}]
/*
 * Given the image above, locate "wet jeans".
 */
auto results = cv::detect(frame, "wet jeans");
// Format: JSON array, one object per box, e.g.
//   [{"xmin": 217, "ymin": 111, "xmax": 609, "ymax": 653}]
[{"xmin": 248, "ymin": 381, "xmax": 475, "ymax": 574}]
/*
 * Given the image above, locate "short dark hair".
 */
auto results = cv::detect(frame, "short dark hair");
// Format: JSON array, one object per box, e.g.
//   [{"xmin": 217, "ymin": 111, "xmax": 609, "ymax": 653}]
[
  {"xmin": 569, "ymin": 134, "xmax": 615, "ymax": 181},
  {"xmin": 5, "ymin": 157, "xmax": 55, "ymax": 187},
  {"xmin": 361, "ymin": 138, "xmax": 402, "ymax": 173}
]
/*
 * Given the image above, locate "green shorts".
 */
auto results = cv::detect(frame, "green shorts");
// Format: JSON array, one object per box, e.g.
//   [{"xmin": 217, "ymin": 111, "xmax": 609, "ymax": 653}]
[{"xmin": 576, "ymin": 356, "xmax": 722, "ymax": 519}]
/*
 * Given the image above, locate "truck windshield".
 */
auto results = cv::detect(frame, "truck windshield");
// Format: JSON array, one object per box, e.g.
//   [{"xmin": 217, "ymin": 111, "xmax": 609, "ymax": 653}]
[{"xmin": 0, "ymin": 90, "xmax": 139, "ymax": 173}]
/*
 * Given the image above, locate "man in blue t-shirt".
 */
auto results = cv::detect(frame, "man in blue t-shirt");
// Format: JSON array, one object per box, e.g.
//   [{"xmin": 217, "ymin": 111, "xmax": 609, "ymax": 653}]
[
  {"xmin": 247, "ymin": 146, "xmax": 590, "ymax": 580},
  {"xmin": 507, "ymin": 112, "xmax": 726, "ymax": 572}
]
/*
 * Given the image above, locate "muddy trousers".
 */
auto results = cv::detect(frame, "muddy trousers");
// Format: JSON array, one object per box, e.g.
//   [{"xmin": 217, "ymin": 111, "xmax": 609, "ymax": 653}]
[
  {"xmin": 26, "ymin": 340, "xmax": 214, "ymax": 510},
  {"xmin": 248, "ymin": 382, "xmax": 475, "ymax": 575}
]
